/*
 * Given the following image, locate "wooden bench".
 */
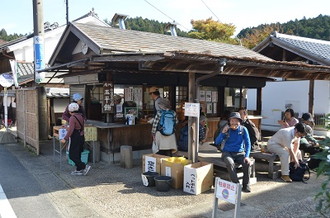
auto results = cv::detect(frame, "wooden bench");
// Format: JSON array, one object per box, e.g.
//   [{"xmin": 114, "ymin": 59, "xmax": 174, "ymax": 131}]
[{"xmin": 250, "ymin": 151, "xmax": 280, "ymax": 179}]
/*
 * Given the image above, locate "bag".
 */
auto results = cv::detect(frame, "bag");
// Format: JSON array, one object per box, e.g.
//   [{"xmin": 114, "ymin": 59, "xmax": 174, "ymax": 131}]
[
  {"xmin": 242, "ymin": 119, "xmax": 260, "ymax": 145},
  {"xmin": 289, "ymin": 160, "xmax": 310, "ymax": 182},
  {"xmin": 158, "ymin": 110, "xmax": 176, "ymax": 136}
]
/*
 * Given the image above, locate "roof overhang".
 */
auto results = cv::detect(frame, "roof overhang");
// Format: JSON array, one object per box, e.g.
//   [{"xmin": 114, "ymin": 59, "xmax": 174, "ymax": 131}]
[{"xmin": 41, "ymin": 51, "xmax": 330, "ymax": 80}]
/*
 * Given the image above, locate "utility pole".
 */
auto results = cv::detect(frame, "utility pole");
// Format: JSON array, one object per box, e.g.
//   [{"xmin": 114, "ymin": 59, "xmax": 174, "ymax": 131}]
[
  {"xmin": 66, "ymin": 0, "xmax": 69, "ymax": 24},
  {"xmin": 33, "ymin": 0, "xmax": 45, "ymax": 83}
]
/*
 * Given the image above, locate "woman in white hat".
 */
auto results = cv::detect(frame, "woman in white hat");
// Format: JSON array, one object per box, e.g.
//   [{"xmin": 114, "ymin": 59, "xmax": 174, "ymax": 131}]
[
  {"xmin": 62, "ymin": 93, "xmax": 86, "ymax": 123},
  {"xmin": 61, "ymin": 103, "xmax": 91, "ymax": 176}
]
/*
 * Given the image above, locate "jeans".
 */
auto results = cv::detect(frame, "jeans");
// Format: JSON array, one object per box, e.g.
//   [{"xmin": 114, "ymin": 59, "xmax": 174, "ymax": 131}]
[{"xmin": 222, "ymin": 151, "xmax": 251, "ymax": 186}]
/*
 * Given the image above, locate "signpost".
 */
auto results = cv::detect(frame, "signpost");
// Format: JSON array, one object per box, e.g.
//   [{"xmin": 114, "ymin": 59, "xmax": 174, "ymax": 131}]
[
  {"xmin": 212, "ymin": 177, "xmax": 242, "ymax": 218},
  {"xmin": 184, "ymin": 102, "xmax": 200, "ymax": 162}
]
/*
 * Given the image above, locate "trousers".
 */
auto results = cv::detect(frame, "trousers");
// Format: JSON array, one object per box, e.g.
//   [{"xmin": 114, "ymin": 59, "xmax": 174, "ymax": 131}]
[
  {"xmin": 221, "ymin": 151, "xmax": 250, "ymax": 186},
  {"xmin": 69, "ymin": 129, "xmax": 85, "ymax": 171}
]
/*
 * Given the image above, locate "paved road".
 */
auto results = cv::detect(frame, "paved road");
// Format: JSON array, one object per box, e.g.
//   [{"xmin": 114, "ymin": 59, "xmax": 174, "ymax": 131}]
[{"xmin": 0, "ymin": 144, "xmax": 62, "ymax": 218}]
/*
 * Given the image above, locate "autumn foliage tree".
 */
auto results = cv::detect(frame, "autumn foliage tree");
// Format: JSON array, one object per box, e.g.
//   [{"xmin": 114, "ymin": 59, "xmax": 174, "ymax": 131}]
[{"xmin": 188, "ymin": 18, "xmax": 239, "ymax": 44}]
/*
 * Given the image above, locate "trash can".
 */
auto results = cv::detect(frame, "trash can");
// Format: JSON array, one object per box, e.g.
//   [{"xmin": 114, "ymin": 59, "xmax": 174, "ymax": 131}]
[{"xmin": 154, "ymin": 176, "xmax": 172, "ymax": 192}]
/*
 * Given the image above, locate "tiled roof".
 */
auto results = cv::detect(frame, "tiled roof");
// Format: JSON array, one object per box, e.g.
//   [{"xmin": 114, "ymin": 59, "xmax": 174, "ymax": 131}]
[
  {"xmin": 73, "ymin": 23, "xmax": 272, "ymax": 62},
  {"xmin": 274, "ymin": 32, "xmax": 330, "ymax": 62}
]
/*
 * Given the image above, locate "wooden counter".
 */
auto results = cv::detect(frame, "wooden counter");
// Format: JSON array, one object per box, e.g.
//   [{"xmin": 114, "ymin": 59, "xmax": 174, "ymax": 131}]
[
  {"xmin": 206, "ymin": 117, "xmax": 220, "ymax": 142},
  {"xmin": 86, "ymin": 120, "xmax": 152, "ymax": 153}
]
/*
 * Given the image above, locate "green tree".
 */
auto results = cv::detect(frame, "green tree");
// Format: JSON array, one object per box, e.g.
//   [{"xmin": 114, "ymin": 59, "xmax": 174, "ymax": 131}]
[
  {"xmin": 188, "ymin": 18, "xmax": 239, "ymax": 44},
  {"xmin": 0, "ymin": 28, "xmax": 24, "ymax": 42}
]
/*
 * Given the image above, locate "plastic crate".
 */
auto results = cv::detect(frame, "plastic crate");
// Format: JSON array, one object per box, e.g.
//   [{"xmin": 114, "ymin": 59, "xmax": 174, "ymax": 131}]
[{"xmin": 66, "ymin": 150, "xmax": 90, "ymax": 166}]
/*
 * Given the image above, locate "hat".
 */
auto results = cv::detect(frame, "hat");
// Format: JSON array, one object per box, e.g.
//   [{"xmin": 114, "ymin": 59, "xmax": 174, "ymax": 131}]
[
  {"xmin": 149, "ymin": 87, "xmax": 159, "ymax": 94},
  {"xmin": 72, "ymin": 93, "xmax": 83, "ymax": 101},
  {"xmin": 68, "ymin": 103, "xmax": 79, "ymax": 112},
  {"xmin": 302, "ymin": 113, "xmax": 313, "ymax": 122},
  {"xmin": 158, "ymin": 98, "xmax": 171, "ymax": 110},
  {"xmin": 228, "ymin": 112, "xmax": 242, "ymax": 122}
]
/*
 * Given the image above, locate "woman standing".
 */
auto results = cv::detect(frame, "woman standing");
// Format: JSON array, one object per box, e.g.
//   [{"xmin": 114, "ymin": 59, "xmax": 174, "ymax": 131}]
[
  {"xmin": 61, "ymin": 103, "xmax": 91, "ymax": 176},
  {"xmin": 151, "ymin": 98, "xmax": 177, "ymax": 156},
  {"xmin": 278, "ymin": 108, "xmax": 299, "ymax": 128}
]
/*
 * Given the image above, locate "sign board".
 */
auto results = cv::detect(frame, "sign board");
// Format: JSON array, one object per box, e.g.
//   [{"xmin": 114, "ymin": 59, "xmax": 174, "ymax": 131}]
[
  {"xmin": 215, "ymin": 178, "xmax": 239, "ymax": 204},
  {"xmin": 212, "ymin": 177, "xmax": 242, "ymax": 218},
  {"xmin": 184, "ymin": 102, "xmax": 200, "ymax": 118},
  {"xmin": 103, "ymin": 81, "xmax": 114, "ymax": 113},
  {"xmin": 58, "ymin": 128, "xmax": 67, "ymax": 140}
]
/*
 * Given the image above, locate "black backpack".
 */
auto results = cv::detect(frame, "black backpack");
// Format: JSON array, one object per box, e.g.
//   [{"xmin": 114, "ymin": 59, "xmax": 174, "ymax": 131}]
[{"xmin": 289, "ymin": 160, "xmax": 310, "ymax": 182}]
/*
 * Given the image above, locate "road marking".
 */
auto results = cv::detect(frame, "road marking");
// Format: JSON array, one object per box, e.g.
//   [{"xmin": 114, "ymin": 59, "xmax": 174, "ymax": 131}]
[{"xmin": 0, "ymin": 184, "xmax": 17, "ymax": 218}]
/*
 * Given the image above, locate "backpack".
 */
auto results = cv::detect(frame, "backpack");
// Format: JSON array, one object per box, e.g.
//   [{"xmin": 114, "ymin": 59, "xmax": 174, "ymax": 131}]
[
  {"xmin": 242, "ymin": 119, "xmax": 260, "ymax": 149},
  {"xmin": 158, "ymin": 110, "xmax": 176, "ymax": 136},
  {"xmin": 289, "ymin": 160, "xmax": 310, "ymax": 182}
]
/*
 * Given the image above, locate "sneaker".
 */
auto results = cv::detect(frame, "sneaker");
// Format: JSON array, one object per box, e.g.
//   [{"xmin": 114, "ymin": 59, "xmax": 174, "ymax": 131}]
[
  {"xmin": 83, "ymin": 165, "xmax": 91, "ymax": 176},
  {"xmin": 242, "ymin": 185, "xmax": 251, "ymax": 193},
  {"xmin": 281, "ymin": 175, "xmax": 292, "ymax": 183},
  {"xmin": 71, "ymin": 170, "xmax": 83, "ymax": 176}
]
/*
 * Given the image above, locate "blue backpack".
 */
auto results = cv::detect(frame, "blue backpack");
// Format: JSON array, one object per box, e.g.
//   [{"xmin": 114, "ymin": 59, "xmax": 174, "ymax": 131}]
[{"xmin": 158, "ymin": 110, "xmax": 176, "ymax": 136}]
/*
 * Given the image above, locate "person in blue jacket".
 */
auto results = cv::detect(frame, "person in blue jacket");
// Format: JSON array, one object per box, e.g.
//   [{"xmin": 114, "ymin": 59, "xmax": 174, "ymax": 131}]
[{"xmin": 214, "ymin": 112, "xmax": 252, "ymax": 193}]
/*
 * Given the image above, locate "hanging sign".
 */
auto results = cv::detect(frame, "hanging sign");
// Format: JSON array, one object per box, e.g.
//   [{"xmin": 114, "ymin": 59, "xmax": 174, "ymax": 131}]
[{"xmin": 103, "ymin": 81, "xmax": 114, "ymax": 113}]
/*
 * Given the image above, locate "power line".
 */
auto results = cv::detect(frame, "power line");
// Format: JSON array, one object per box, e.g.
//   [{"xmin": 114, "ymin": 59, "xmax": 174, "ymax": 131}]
[
  {"xmin": 143, "ymin": 0, "xmax": 190, "ymax": 31},
  {"xmin": 200, "ymin": 0, "xmax": 220, "ymax": 21}
]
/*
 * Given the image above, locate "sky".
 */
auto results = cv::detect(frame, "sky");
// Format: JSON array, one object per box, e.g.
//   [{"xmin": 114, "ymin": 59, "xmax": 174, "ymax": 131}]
[{"xmin": 1, "ymin": 0, "xmax": 330, "ymax": 36}]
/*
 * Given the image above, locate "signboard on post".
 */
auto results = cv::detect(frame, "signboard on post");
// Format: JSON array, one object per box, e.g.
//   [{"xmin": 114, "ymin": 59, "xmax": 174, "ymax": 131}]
[
  {"xmin": 212, "ymin": 177, "xmax": 242, "ymax": 218},
  {"xmin": 103, "ymin": 81, "xmax": 114, "ymax": 113},
  {"xmin": 184, "ymin": 102, "xmax": 200, "ymax": 118}
]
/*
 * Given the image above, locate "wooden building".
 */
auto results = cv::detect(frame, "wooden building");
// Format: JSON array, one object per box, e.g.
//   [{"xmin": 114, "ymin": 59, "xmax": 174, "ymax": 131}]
[{"xmin": 43, "ymin": 22, "xmax": 330, "ymax": 160}]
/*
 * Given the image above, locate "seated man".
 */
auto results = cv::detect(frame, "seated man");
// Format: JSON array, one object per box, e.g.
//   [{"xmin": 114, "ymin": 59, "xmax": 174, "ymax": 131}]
[
  {"xmin": 267, "ymin": 123, "xmax": 306, "ymax": 182},
  {"xmin": 239, "ymin": 108, "xmax": 261, "ymax": 151},
  {"xmin": 214, "ymin": 112, "xmax": 252, "ymax": 193}
]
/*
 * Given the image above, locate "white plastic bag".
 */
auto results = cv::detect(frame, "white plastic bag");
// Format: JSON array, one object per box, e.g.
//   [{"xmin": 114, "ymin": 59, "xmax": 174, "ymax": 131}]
[{"xmin": 152, "ymin": 141, "xmax": 159, "ymax": 154}]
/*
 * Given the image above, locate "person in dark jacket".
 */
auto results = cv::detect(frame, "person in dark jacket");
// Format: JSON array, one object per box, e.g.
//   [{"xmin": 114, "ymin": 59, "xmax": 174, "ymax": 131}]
[
  {"xmin": 62, "ymin": 93, "xmax": 86, "ymax": 123},
  {"xmin": 61, "ymin": 103, "xmax": 91, "ymax": 176}
]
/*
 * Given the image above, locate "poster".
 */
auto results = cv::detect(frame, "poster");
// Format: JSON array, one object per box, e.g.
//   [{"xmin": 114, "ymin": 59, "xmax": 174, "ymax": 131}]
[
  {"xmin": 206, "ymin": 91, "xmax": 212, "ymax": 102},
  {"xmin": 199, "ymin": 90, "xmax": 205, "ymax": 101},
  {"xmin": 207, "ymin": 103, "xmax": 213, "ymax": 114},
  {"xmin": 211, "ymin": 91, "xmax": 218, "ymax": 102}
]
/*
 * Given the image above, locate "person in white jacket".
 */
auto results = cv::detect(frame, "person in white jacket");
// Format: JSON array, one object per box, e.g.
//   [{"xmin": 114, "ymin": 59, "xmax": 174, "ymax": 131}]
[{"xmin": 267, "ymin": 123, "xmax": 306, "ymax": 182}]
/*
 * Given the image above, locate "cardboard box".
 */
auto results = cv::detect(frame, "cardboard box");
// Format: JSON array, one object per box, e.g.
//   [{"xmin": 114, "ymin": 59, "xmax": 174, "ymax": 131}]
[
  {"xmin": 142, "ymin": 154, "xmax": 169, "ymax": 174},
  {"xmin": 161, "ymin": 157, "xmax": 192, "ymax": 189},
  {"xmin": 183, "ymin": 162, "xmax": 214, "ymax": 195}
]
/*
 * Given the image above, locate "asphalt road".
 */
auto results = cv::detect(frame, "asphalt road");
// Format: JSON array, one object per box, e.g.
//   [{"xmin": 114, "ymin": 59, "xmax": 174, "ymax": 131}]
[{"xmin": 0, "ymin": 144, "xmax": 62, "ymax": 218}]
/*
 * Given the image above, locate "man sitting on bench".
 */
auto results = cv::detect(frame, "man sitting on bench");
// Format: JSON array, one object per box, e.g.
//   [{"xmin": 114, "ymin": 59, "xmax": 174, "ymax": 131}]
[{"xmin": 214, "ymin": 112, "xmax": 252, "ymax": 193}]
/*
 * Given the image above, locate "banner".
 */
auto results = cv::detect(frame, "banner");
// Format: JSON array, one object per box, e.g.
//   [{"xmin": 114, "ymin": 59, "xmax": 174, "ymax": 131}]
[
  {"xmin": 9, "ymin": 59, "xmax": 19, "ymax": 88},
  {"xmin": 34, "ymin": 35, "xmax": 45, "ymax": 83}
]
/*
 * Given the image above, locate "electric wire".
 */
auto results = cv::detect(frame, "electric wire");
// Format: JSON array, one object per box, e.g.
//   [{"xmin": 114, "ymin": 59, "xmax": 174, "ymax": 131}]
[
  {"xmin": 143, "ymin": 0, "xmax": 190, "ymax": 31},
  {"xmin": 200, "ymin": 0, "xmax": 220, "ymax": 21}
]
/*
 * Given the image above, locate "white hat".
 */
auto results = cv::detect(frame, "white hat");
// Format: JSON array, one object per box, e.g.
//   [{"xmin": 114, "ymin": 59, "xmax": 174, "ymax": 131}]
[{"xmin": 68, "ymin": 103, "xmax": 79, "ymax": 112}]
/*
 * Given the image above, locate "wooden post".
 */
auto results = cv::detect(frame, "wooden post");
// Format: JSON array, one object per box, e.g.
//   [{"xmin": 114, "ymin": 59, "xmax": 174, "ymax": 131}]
[
  {"xmin": 120, "ymin": 145, "xmax": 133, "ymax": 168},
  {"xmin": 308, "ymin": 80, "xmax": 314, "ymax": 115},
  {"xmin": 256, "ymin": 87, "xmax": 262, "ymax": 115},
  {"xmin": 188, "ymin": 72, "xmax": 197, "ymax": 163}
]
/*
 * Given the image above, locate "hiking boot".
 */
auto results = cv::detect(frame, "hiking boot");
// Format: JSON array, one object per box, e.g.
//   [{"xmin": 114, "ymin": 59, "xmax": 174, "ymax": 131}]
[
  {"xmin": 83, "ymin": 165, "xmax": 91, "ymax": 176},
  {"xmin": 281, "ymin": 175, "xmax": 292, "ymax": 183},
  {"xmin": 71, "ymin": 170, "xmax": 83, "ymax": 176},
  {"xmin": 242, "ymin": 185, "xmax": 251, "ymax": 193}
]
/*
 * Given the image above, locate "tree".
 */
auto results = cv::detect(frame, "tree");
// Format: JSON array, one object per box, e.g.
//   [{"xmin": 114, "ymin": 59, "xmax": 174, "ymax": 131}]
[
  {"xmin": 188, "ymin": 18, "xmax": 239, "ymax": 44},
  {"xmin": 0, "ymin": 28, "xmax": 24, "ymax": 41}
]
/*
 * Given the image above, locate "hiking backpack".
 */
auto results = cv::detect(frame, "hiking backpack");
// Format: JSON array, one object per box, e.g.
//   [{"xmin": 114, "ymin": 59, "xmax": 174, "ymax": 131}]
[
  {"xmin": 289, "ymin": 160, "xmax": 310, "ymax": 183},
  {"xmin": 158, "ymin": 110, "xmax": 176, "ymax": 136}
]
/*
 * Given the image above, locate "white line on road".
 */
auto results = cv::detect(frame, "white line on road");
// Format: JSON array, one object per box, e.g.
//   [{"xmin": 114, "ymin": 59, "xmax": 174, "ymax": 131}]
[{"xmin": 0, "ymin": 184, "xmax": 17, "ymax": 218}]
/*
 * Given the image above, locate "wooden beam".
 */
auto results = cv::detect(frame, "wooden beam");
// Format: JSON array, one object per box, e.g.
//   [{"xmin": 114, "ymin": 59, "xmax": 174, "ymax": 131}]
[{"xmin": 308, "ymin": 80, "xmax": 314, "ymax": 115}]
